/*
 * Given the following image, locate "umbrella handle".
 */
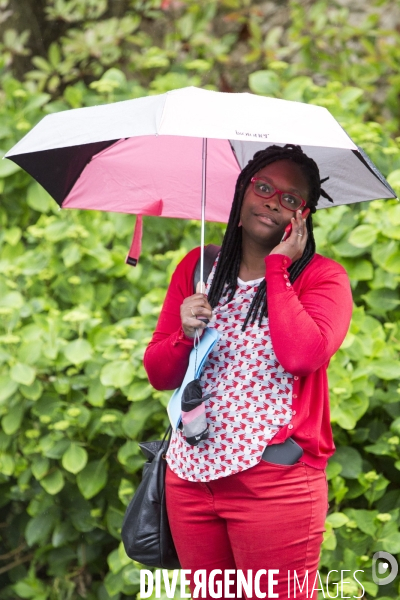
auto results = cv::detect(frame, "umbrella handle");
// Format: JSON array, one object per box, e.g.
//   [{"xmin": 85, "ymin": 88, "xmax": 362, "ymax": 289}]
[
  {"xmin": 196, "ymin": 280, "xmax": 208, "ymax": 322},
  {"xmin": 196, "ymin": 281, "xmax": 206, "ymax": 294}
]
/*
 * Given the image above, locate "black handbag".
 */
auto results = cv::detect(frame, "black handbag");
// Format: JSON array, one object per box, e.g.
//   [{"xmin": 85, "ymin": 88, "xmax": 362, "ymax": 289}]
[{"xmin": 121, "ymin": 427, "xmax": 181, "ymax": 569}]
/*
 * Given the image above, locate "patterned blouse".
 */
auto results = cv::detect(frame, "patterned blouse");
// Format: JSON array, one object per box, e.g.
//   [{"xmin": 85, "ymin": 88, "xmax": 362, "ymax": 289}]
[{"xmin": 166, "ymin": 264, "xmax": 293, "ymax": 482}]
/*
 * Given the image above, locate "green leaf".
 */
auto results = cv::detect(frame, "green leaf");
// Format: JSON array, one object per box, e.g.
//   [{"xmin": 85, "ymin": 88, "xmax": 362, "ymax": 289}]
[
  {"xmin": 62, "ymin": 444, "xmax": 88, "ymax": 474},
  {"xmin": 48, "ymin": 42, "xmax": 61, "ymax": 67},
  {"xmin": 106, "ymin": 505, "xmax": 124, "ymax": 539},
  {"xmin": 88, "ymin": 379, "xmax": 106, "ymax": 407},
  {"xmin": 32, "ymin": 456, "xmax": 50, "ymax": 480},
  {"xmin": 13, "ymin": 580, "xmax": 47, "ymax": 600},
  {"xmin": 0, "ymin": 375, "xmax": 18, "ymax": 404},
  {"xmin": 362, "ymin": 582, "xmax": 378, "ymax": 598},
  {"xmin": 10, "ymin": 362, "xmax": 36, "ymax": 386},
  {"xmin": 339, "ymin": 258, "xmax": 373, "ymax": 281},
  {"xmin": 100, "ymin": 361, "xmax": 135, "ymax": 388},
  {"xmin": 348, "ymin": 225, "xmax": 377, "ymax": 248},
  {"xmin": 326, "ymin": 460, "xmax": 342, "ymax": 480},
  {"xmin": 26, "ymin": 511, "xmax": 57, "ymax": 546},
  {"xmin": 107, "ymin": 544, "xmax": 131, "ymax": 574},
  {"xmin": 42, "ymin": 438, "xmax": 70, "ymax": 459},
  {"xmin": 62, "ymin": 243, "xmax": 81, "ymax": 267},
  {"xmin": 326, "ymin": 512, "xmax": 349, "ymax": 528},
  {"xmin": 104, "ymin": 571, "xmax": 125, "ymax": 596},
  {"xmin": 365, "ymin": 441, "xmax": 392, "ymax": 456},
  {"xmin": 18, "ymin": 339, "xmax": 43, "ymax": 365},
  {"xmin": 27, "ymin": 181, "xmax": 53, "ymax": 213},
  {"xmin": 4, "ymin": 226, "xmax": 22, "ymax": 246},
  {"xmin": 352, "ymin": 509, "xmax": 378, "ymax": 536},
  {"xmin": 100, "ymin": 67, "xmax": 127, "ymax": 88},
  {"xmin": 369, "ymin": 360, "xmax": 400, "ymax": 380},
  {"xmin": 24, "ymin": 93, "xmax": 51, "ymax": 113},
  {"xmin": 0, "ymin": 158, "xmax": 20, "ymax": 177},
  {"xmin": 77, "ymin": 460, "xmax": 108, "ymax": 499},
  {"xmin": 282, "ymin": 76, "xmax": 313, "ymax": 102},
  {"xmin": 334, "ymin": 393, "xmax": 369, "ymax": 429},
  {"xmin": 362, "ymin": 289, "xmax": 400, "ymax": 311},
  {"xmin": 20, "ymin": 379, "xmax": 43, "ymax": 400},
  {"xmin": 41, "ymin": 469, "xmax": 65, "ymax": 494},
  {"xmin": 123, "ymin": 564, "xmax": 141, "ymax": 585},
  {"xmin": 64, "ymin": 338, "xmax": 93, "ymax": 365},
  {"xmin": 52, "ymin": 521, "xmax": 78, "ymax": 548},
  {"xmin": 0, "ymin": 291, "xmax": 24, "ymax": 308},
  {"xmin": 126, "ymin": 381, "xmax": 152, "ymax": 401},
  {"xmin": 2, "ymin": 404, "xmax": 24, "ymax": 435},
  {"xmin": 0, "ymin": 453, "xmax": 15, "ymax": 476},
  {"xmin": 248, "ymin": 70, "xmax": 280, "ymax": 95},
  {"xmin": 339, "ymin": 86, "xmax": 364, "ymax": 106},
  {"xmin": 387, "ymin": 168, "xmax": 400, "ymax": 195},
  {"xmin": 122, "ymin": 401, "xmax": 159, "ymax": 439},
  {"xmin": 332, "ymin": 446, "xmax": 362, "ymax": 479},
  {"xmin": 332, "ymin": 239, "xmax": 366, "ymax": 257},
  {"xmin": 384, "ymin": 251, "xmax": 400, "ymax": 274},
  {"xmin": 322, "ymin": 522, "xmax": 337, "ymax": 550},
  {"xmin": 381, "ymin": 532, "xmax": 400, "ymax": 554}
]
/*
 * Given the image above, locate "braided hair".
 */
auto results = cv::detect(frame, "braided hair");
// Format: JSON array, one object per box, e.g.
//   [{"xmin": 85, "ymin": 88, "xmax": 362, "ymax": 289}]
[{"xmin": 207, "ymin": 144, "xmax": 328, "ymax": 330}]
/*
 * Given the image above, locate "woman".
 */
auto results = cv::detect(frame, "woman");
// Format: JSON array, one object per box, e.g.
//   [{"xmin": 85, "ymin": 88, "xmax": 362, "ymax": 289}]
[{"xmin": 144, "ymin": 145, "xmax": 353, "ymax": 599}]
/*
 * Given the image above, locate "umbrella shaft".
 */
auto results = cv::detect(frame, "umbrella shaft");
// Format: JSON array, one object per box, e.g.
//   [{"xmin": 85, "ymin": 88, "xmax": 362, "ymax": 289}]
[{"xmin": 200, "ymin": 138, "xmax": 207, "ymax": 292}]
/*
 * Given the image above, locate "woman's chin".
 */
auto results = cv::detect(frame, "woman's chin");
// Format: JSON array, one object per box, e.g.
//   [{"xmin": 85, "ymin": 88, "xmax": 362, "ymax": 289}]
[{"xmin": 246, "ymin": 234, "xmax": 284, "ymax": 252}]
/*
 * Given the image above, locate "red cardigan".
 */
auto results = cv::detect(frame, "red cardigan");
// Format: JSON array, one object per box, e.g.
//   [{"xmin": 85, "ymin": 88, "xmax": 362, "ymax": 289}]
[{"xmin": 144, "ymin": 247, "xmax": 353, "ymax": 469}]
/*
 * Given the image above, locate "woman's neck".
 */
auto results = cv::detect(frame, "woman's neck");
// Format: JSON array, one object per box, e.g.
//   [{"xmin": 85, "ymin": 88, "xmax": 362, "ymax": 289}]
[{"xmin": 239, "ymin": 237, "xmax": 273, "ymax": 281}]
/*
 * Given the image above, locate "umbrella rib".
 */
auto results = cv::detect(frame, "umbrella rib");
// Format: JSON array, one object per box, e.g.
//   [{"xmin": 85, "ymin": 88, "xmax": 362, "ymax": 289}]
[{"xmin": 352, "ymin": 148, "xmax": 397, "ymax": 197}]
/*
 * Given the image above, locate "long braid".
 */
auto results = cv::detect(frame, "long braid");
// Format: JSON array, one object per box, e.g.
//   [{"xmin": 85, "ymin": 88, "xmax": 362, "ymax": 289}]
[{"xmin": 208, "ymin": 144, "xmax": 325, "ymax": 330}]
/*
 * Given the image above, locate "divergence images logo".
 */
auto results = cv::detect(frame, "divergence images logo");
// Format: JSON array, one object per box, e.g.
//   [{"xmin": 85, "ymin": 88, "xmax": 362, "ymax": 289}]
[{"xmin": 372, "ymin": 551, "xmax": 398, "ymax": 586}]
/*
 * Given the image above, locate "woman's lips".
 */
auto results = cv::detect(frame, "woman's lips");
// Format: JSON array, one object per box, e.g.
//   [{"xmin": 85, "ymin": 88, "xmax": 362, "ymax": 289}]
[{"xmin": 254, "ymin": 212, "xmax": 278, "ymax": 225}]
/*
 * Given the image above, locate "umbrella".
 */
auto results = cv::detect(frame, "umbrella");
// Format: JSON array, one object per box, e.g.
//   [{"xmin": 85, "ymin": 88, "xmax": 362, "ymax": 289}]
[{"xmin": 5, "ymin": 86, "xmax": 396, "ymax": 285}]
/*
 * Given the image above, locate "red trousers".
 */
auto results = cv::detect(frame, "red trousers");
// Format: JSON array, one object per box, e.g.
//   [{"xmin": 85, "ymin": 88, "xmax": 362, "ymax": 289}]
[{"xmin": 166, "ymin": 460, "xmax": 328, "ymax": 600}]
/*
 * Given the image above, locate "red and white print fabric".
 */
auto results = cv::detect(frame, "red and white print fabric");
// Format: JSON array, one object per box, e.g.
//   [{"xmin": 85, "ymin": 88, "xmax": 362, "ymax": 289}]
[{"xmin": 166, "ymin": 265, "xmax": 294, "ymax": 482}]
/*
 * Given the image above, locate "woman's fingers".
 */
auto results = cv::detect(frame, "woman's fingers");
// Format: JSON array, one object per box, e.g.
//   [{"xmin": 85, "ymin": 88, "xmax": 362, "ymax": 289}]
[
  {"xmin": 290, "ymin": 211, "xmax": 308, "ymax": 256},
  {"xmin": 182, "ymin": 294, "xmax": 212, "ymax": 314},
  {"xmin": 293, "ymin": 210, "xmax": 307, "ymax": 242},
  {"xmin": 269, "ymin": 210, "xmax": 308, "ymax": 261},
  {"xmin": 180, "ymin": 294, "xmax": 213, "ymax": 337}
]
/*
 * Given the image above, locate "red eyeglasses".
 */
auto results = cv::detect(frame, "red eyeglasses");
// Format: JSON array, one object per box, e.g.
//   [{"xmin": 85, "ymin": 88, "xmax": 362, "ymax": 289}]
[{"xmin": 251, "ymin": 177, "xmax": 306, "ymax": 212}]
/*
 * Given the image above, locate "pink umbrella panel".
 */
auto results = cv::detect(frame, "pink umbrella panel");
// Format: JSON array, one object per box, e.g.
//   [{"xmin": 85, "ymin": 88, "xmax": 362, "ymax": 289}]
[{"xmin": 62, "ymin": 135, "xmax": 240, "ymax": 269}]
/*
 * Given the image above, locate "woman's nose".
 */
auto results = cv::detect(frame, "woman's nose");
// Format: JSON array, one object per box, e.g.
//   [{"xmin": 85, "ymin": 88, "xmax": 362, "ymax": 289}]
[{"xmin": 263, "ymin": 192, "xmax": 280, "ymax": 210}]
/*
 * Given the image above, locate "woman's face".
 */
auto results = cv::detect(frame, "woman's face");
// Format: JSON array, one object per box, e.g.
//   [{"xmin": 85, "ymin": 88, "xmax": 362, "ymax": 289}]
[{"xmin": 240, "ymin": 159, "xmax": 310, "ymax": 250}]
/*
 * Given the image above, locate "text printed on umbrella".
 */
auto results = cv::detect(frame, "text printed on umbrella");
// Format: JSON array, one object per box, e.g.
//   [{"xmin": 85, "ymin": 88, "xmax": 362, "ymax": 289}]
[{"xmin": 235, "ymin": 131, "xmax": 269, "ymax": 138}]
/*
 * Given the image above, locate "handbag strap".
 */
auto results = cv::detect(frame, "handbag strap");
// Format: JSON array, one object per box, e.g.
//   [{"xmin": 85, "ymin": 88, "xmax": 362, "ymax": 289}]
[{"xmin": 162, "ymin": 425, "xmax": 172, "ymax": 447}]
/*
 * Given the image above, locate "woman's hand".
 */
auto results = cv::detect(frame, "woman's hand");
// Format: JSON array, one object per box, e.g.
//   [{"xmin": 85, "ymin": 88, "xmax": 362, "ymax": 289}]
[
  {"xmin": 269, "ymin": 209, "xmax": 308, "ymax": 262},
  {"xmin": 180, "ymin": 294, "xmax": 213, "ymax": 338}
]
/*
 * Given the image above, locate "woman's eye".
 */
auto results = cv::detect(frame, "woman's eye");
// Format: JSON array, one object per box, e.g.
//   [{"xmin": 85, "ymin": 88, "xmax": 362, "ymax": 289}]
[
  {"xmin": 256, "ymin": 182, "xmax": 273, "ymax": 194},
  {"xmin": 282, "ymin": 194, "xmax": 297, "ymax": 205}
]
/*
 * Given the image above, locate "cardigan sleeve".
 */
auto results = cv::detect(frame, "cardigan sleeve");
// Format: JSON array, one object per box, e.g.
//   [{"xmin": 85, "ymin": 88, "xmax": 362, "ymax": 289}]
[
  {"xmin": 265, "ymin": 253, "xmax": 353, "ymax": 377},
  {"xmin": 143, "ymin": 248, "xmax": 200, "ymax": 391}
]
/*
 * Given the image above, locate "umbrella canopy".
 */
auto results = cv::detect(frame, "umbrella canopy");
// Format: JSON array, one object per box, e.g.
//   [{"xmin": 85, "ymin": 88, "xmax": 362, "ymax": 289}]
[{"xmin": 5, "ymin": 86, "xmax": 396, "ymax": 270}]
